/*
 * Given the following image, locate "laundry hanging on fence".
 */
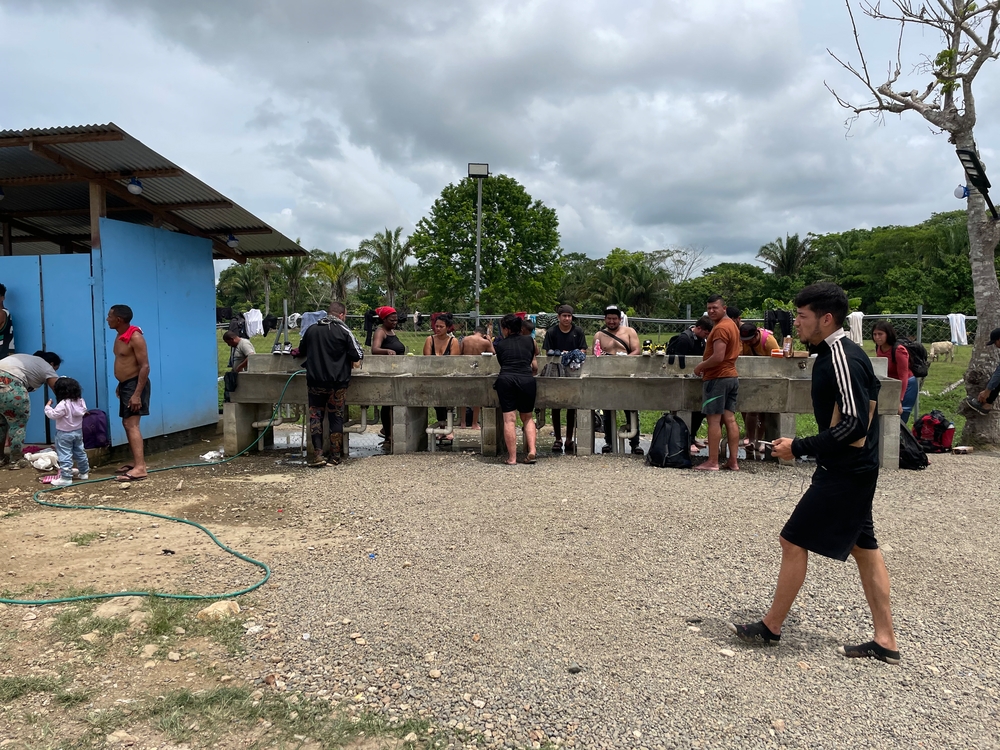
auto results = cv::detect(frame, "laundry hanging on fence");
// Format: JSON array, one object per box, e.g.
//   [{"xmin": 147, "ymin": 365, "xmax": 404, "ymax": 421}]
[
  {"xmin": 947, "ymin": 313, "xmax": 968, "ymax": 346},
  {"xmin": 847, "ymin": 311, "xmax": 864, "ymax": 345}
]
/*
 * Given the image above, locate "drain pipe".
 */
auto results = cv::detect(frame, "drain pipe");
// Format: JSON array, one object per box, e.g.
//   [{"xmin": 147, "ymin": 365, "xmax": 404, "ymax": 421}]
[
  {"xmin": 343, "ymin": 407, "xmax": 369, "ymax": 434},
  {"xmin": 616, "ymin": 411, "xmax": 639, "ymax": 454},
  {"xmin": 426, "ymin": 408, "xmax": 455, "ymax": 452}
]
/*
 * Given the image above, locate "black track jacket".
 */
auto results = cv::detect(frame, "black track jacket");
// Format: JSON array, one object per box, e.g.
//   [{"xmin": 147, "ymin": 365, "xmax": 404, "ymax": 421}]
[{"xmin": 298, "ymin": 316, "xmax": 364, "ymax": 386}]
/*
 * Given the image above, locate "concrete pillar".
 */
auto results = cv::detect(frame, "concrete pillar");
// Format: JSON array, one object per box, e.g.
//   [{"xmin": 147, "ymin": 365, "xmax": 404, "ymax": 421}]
[
  {"xmin": 392, "ymin": 406, "xmax": 428, "ymax": 454},
  {"xmin": 879, "ymin": 415, "xmax": 900, "ymax": 470},
  {"xmin": 481, "ymin": 408, "xmax": 500, "ymax": 457},
  {"xmin": 223, "ymin": 402, "xmax": 257, "ymax": 456},
  {"xmin": 576, "ymin": 410, "xmax": 595, "ymax": 455}
]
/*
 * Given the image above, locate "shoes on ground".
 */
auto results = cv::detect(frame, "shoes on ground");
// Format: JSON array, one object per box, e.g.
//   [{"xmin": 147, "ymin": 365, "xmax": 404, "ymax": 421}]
[
  {"xmin": 729, "ymin": 621, "xmax": 781, "ymax": 645},
  {"xmin": 50, "ymin": 476, "xmax": 73, "ymax": 487},
  {"xmin": 601, "ymin": 444, "xmax": 613, "ymax": 454},
  {"xmin": 641, "ymin": 340, "xmax": 654, "ymax": 356},
  {"xmin": 631, "ymin": 446, "xmax": 644, "ymax": 455}
]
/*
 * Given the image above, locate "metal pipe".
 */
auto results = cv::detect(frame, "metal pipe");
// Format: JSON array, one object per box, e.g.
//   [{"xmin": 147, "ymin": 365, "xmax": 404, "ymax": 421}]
[
  {"xmin": 474, "ymin": 176, "xmax": 483, "ymax": 329},
  {"xmin": 426, "ymin": 408, "xmax": 455, "ymax": 452},
  {"xmin": 616, "ymin": 411, "xmax": 638, "ymax": 453},
  {"xmin": 251, "ymin": 417, "xmax": 284, "ymax": 428},
  {"xmin": 343, "ymin": 407, "xmax": 369, "ymax": 434}
]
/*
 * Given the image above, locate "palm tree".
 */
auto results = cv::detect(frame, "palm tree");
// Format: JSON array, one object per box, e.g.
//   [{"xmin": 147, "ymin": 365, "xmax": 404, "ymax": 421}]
[
  {"xmin": 248, "ymin": 259, "xmax": 279, "ymax": 316},
  {"xmin": 357, "ymin": 227, "xmax": 412, "ymax": 307},
  {"xmin": 756, "ymin": 233, "xmax": 815, "ymax": 277},
  {"xmin": 230, "ymin": 262, "xmax": 263, "ymax": 306},
  {"xmin": 314, "ymin": 250, "xmax": 359, "ymax": 303},
  {"xmin": 275, "ymin": 253, "xmax": 316, "ymax": 313}
]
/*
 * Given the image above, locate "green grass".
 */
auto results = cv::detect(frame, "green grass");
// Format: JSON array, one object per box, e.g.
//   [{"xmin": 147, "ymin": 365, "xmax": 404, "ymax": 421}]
[
  {"xmin": 142, "ymin": 596, "xmax": 247, "ymax": 655},
  {"xmin": 69, "ymin": 531, "xmax": 100, "ymax": 547}
]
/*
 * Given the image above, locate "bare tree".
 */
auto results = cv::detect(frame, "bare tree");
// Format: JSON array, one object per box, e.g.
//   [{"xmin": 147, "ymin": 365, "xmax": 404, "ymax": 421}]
[
  {"xmin": 827, "ymin": 0, "xmax": 1000, "ymax": 445},
  {"xmin": 655, "ymin": 245, "xmax": 708, "ymax": 284}
]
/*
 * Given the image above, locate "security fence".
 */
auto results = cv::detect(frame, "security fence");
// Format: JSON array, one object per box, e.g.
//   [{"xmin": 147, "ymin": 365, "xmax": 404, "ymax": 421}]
[{"xmin": 344, "ymin": 312, "xmax": 978, "ymax": 348}]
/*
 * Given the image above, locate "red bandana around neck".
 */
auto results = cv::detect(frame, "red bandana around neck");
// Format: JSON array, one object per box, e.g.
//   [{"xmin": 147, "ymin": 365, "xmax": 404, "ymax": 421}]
[{"xmin": 118, "ymin": 325, "xmax": 143, "ymax": 343}]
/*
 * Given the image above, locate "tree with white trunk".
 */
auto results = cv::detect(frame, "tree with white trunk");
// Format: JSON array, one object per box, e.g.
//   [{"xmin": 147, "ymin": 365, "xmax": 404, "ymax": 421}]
[{"xmin": 827, "ymin": 0, "xmax": 1000, "ymax": 445}]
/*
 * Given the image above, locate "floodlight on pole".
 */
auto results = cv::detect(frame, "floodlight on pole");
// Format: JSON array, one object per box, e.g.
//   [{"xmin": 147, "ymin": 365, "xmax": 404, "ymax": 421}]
[
  {"xmin": 955, "ymin": 148, "xmax": 999, "ymax": 220},
  {"xmin": 468, "ymin": 163, "xmax": 490, "ymax": 327}
]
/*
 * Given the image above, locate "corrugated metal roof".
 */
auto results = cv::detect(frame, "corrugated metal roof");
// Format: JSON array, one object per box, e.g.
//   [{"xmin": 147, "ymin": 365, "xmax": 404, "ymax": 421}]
[{"xmin": 0, "ymin": 123, "xmax": 305, "ymax": 260}]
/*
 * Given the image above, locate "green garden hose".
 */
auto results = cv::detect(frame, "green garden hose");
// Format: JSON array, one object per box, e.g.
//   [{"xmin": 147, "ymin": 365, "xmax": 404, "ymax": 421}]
[{"xmin": 0, "ymin": 369, "xmax": 306, "ymax": 607}]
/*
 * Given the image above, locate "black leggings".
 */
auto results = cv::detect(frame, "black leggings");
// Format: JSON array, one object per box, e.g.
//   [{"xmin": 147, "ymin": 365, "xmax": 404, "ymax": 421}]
[
  {"xmin": 552, "ymin": 409, "xmax": 576, "ymax": 440},
  {"xmin": 380, "ymin": 406, "xmax": 393, "ymax": 437}
]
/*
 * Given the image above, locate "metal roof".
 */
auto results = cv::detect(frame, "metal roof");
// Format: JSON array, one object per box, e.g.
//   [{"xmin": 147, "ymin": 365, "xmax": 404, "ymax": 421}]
[{"xmin": 0, "ymin": 123, "xmax": 306, "ymax": 260}]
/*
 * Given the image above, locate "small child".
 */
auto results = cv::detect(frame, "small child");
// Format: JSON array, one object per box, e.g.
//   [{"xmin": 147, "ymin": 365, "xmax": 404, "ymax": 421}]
[{"xmin": 44, "ymin": 377, "xmax": 90, "ymax": 487}]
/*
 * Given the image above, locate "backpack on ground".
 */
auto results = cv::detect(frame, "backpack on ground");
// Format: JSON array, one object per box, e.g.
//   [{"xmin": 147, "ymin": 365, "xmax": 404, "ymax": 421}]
[
  {"xmin": 912, "ymin": 410, "xmax": 955, "ymax": 453},
  {"xmin": 646, "ymin": 413, "xmax": 692, "ymax": 469},
  {"xmin": 899, "ymin": 419, "xmax": 929, "ymax": 470},
  {"xmin": 896, "ymin": 338, "xmax": 929, "ymax": 379},
  {"xmin": 82, "ymin": 409, "xmax": 111, "ymax": 449}
]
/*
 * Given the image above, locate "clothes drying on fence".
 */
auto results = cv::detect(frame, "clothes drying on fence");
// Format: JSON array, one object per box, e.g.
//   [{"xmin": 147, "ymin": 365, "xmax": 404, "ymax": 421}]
[
  {"xmin": 947, "ymin": 313, "xmax": 968, "ymax": 345},
  {"xmin": 847, "ymin": 311, "xmax": 864, "ymax": 345},
  {"xmin": 764, "ymin": 310, "xmax": 794, "ymax": 341},
  {"xmin": 216, "ymin": 306, "xmax": 234, "ymax": 325},
  {"xmin": 299, "ymin": 311, "xmax": 326, "ymax": 335},
  {"xmin": 262, "ymin": 314, "xmax": 278, "ymax": 336},
  {"xmin": 287, "ymin": 313, "xmax": 302, "ymax": 329},
  {"xmin": 243, "ymin": 308, "xmax": 264, "ymax": 337},
  {"xmin": 228, "ymin": 314, "xmax": 247, "ymax": 338},
  {"xmin": 364, "ymin": 309, "xmax": 377, "ymax": 346}
]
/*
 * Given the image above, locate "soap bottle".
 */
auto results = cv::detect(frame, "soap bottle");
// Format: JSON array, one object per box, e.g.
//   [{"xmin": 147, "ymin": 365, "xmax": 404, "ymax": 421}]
[{"xmin": 783, "ymin": 335, "xmax": 793, "ymax": 358}]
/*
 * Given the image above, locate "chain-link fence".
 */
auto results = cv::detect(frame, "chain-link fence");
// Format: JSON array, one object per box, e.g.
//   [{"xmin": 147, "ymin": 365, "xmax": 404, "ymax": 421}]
[{"xmin": 341, "ymin": 312, "xmax": 978, "ymax": 350}]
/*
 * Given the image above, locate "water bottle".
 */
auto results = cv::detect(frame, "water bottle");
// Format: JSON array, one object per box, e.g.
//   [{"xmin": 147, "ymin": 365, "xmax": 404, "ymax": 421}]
[
  {"xmin": 782, "ymin": 335, "xmax": 793, "ymax": 358},
  {"xmin": 593, "ymin": 337, "xmax": 603, "ymax": 357}
]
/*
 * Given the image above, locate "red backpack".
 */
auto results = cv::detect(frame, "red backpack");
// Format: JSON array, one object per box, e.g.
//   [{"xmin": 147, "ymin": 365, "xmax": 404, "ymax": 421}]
[{"xmin": 912, "ymin": 411, "xmax": 955, "ymax": 453}]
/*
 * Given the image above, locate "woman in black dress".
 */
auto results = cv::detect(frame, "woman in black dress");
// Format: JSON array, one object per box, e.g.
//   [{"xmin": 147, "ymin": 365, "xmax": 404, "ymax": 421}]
[
  {"xmin": 493, "ymin": 313, "xmax": 538, "ymax": 465},
  {"xmin": 370, "ymin": 306, "xmax": 404, "ymax": 449}
]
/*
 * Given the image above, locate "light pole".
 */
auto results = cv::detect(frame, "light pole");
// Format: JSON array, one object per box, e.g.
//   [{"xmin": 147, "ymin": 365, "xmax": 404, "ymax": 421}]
[
  {"xmin": 468, "ymin": 163, "xmax": 489, "ymax": 327},
  {"xmin": 956, "ymin": 148, "xmax": 998, "ymax": 220}
]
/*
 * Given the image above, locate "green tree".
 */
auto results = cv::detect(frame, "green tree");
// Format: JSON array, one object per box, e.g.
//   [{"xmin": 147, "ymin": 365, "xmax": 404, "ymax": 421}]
[
  {"xmin": 227, "ymin": 262, "xmax": 263, "ymax": 307},
  {"xmin": 675, "ymin": 263, "xmax": 769, "ymax": 313},
  {"xmin": 357, "ymin": 227, "xmax": 412, "ymax": 308},
  {"xmin": 274, "ymin": 251, "xmax": 316, "ymax": 314},
  {"xmin": 411, "ymin": 174, "xmax": 561, "ymax": 313},
  {"xmin": 756, "ymin": 233, "xmax": 815, "ymax": 278},
  {"xmin": 313, "ymin": 250, "xmax": 360, "ymax": 304}
]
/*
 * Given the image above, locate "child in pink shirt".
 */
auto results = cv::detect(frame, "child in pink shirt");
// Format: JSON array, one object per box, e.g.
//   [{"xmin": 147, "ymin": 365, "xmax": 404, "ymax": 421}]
[{"xmin": 44, "ymin": 377, "xmax": 90, "ymax": 487}]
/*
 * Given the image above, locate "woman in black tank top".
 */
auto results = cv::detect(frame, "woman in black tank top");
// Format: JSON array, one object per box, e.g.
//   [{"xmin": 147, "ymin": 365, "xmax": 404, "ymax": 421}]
[
  {"xmin": 371, "ymin": 307, "xmax": 404, "ymax": 448},
  {"xmin": 493, "ymin": 313, "xmax": 538, "ymax": 465},
  {"xmin": 423, "ymin": 314, "xmax": 459, "ymax": 444}
]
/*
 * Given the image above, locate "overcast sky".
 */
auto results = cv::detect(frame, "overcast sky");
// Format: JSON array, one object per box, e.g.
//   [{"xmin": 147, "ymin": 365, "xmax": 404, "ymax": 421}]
[{"xmin": 4, "ymin": 0, "xmax": 998, "ymax": 275}]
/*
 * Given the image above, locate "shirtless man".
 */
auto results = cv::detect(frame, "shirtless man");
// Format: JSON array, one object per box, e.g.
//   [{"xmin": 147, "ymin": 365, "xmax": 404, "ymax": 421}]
[
  {"xmin": 593, "ymin": 305, "xmax": 643, "ymax": 455},
  {"xmin": 459, "ymin": 327, "xmax": 495, "ymax": 429},
  {"xmin": 108, "ymin": 304, "xmax": 150, "ymax": 482}
]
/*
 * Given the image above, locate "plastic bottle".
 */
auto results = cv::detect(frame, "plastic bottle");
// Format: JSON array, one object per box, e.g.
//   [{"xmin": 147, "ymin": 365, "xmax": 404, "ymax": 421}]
[
  {"xmin": 594, "ymin": 337, "xmax": 603, "ymax": 357},
  {"xmin": 782, "ymin": 335, "xmax": 793, "ymax": 358}
]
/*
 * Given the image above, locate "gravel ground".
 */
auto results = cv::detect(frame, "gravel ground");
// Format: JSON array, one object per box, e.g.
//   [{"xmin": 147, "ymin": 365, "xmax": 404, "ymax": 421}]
[{"xmin": 246, "ymin": 449, "xmax": 1000, "ymax": 750}]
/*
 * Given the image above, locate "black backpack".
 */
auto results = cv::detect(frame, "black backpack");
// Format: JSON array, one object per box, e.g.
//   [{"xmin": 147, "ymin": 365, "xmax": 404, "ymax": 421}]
[
  {"xmin": 646, "ymin": 414, "xmax": 692, "ymax": 469},
  {"xmin": 895, "ymin": 339, "xmax": 929, "ymax": 379},
  {"xmin": 666, "ymin": 329, "xmax": 698, "ymax": 369},
  {"xmin": 899, "ymin": 418, "xmax": 929, "ymax": 470}
]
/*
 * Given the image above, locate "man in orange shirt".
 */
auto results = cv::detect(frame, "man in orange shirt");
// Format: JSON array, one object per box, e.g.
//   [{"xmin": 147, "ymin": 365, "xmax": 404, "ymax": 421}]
[{"xmin": 693, "ymin": 295, "xmax": 741, "ymax": 470}]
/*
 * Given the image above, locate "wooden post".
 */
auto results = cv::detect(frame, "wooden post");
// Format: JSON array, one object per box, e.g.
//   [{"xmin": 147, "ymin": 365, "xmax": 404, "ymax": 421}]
[
  {"xmin": 1, "ymin": 222, "xmax": 11, "ymax": 256},
  {"xmin": 89, "ymin": 182, "xmax": 106, "ymax": 250}
]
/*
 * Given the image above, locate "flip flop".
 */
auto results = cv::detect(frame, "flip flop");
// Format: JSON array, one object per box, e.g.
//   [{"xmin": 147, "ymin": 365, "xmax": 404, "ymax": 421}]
[
  {"xmin": 39, "ymin": 474, "xmax": 58, "ymax": 484},
  {"xmin": 116, "ymin": 472, "xmax": 147, "ymax": 483},
  {"xmin": 115, "ymin": 465, "xmax": 134, "ymax": 476},
  {"xmin": 524, "ymin": 453, "xmax": 536, "ymax": 464}
]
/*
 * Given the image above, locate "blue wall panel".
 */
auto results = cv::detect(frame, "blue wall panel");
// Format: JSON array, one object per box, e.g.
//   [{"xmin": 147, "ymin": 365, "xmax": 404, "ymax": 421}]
[
  {"xmin": 98, "ymin": 219, "xmax": 215, "ymax": 446},
  {"xmin": 0, "ymin": 257, "xmax": 45, "ymax": 443},
  {"xmin": 40, "ymin": 255, "xmax": 99, "ymax": 442},
  {"xmin": 153, "ymin": 229, "xmax": 217, "ymax": 434}
]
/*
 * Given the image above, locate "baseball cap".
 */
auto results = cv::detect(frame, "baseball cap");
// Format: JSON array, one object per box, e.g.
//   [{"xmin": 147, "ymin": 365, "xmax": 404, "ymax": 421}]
[
  {"xmin": 739, "ymin": 322, "xmax": 759, "ymax": 341},
  {"xmin": 990, "ymin": 327, "xmax": 1000, "ymax": 344},
  {"xmin": 604, "ymin": 305, "xmax": 622, "ymax": 317}
]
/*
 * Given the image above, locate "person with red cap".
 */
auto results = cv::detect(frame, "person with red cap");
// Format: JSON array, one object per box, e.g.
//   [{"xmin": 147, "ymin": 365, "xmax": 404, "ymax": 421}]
[{"xmin": 371, "ymin": 307, "xmax": 404, "ymax": 450}]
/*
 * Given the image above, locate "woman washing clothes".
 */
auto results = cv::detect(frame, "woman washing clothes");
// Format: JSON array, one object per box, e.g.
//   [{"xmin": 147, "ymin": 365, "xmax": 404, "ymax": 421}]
[
  {"xmin": 370, "ymin": 307, "xmax": 405, "ymax": 450},
  {"xmin": 423, "ymin": 313, "xmax": 460, "ymax": 446}
]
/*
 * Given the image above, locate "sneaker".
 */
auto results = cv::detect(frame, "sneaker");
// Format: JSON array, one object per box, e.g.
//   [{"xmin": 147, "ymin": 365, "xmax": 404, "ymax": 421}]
[
  {"xmin": 641, "ymin": 340, "xmax": 653, "ymax": 356},
  {"xmin": 601, "ymin": 444, "xmax": 613, "ymax": 454},
  {"xmin": 271, "ymin": 344, "xmax": 282, "ymax": 355},
  {"xmin": 654, "ymin": 344, "xmax": 666, "ymax": 356},
  {"xmin": 77, "ymin": 473, "xmax": 89, "ymax": 480},
  {"xmin": 546, "ymin": 349, "xmax": 561, "ymax": 357},
  {"xmin": 631, "ymin": 446, "xmax": 644, "ymax": 456},
  {"xmin": 283, "ymin": 343, "xmax": 292, "ymax": 354},
  {"xmin": 966, "ymin": 396, "xmax": 990, "ymax": 415},
  {"xmin": 837, "ymin": 640, "xmax": 901, "ymax": 665},
  {"xmin": 308, "ymin": 451, "xmax": 328, "ymax": 468},
  {"xmin": 50, "ymin": 476, "xmax": 73, "ymax": 487},
  {"xmin": 729, "ymin": 621, "xmax": 781, "ymax": 645}
]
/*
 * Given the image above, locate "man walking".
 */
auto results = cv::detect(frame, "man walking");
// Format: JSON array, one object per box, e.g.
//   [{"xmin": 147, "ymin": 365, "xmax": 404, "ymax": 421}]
[
  {"xmin": 692, "ymin": 295, "xmax": 740, "ymax": 470},
  {"xmin": 297, "ymin": 301, "xmax": 364, "ymax": 467},
  {"xmin": 731, "ymin": 282, "xmax": 900, "ymax": 664},
  {"xmin": 593, "ymin": 305, "xmax": 643, "ymax": 455},
  {"xmin": 541, "ymin": 305, "xmax": 587, "ymax": 452},
  {"xmin": 108, "ymin": 305, "xmax": 150, "ymax": 482}
]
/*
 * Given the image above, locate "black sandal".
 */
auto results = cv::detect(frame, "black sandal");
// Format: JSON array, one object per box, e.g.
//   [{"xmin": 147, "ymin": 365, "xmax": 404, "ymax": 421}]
[
  {"xmin": 729, "ymin": 621, "xmax": 781, "ymax": 645},
  {"xmin": 837, "ymin": 641, "xmax": 900, "ymax": 665},
  {"xmin": 551, "ymin": 440, "xmax": 563, "ymax": 452}
]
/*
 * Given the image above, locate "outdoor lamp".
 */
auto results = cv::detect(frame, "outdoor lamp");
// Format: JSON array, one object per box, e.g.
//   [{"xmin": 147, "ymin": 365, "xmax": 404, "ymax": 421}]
[
  {"xmin": 954, "ymin": 185, "xmax": 969, "ymax": 200},
  {"xmin": 127, "ymin": 176, "xmax": 143, "ymax": 195},
  {"xmin": 226, "ymin": 233, "xmax": 239, "ymax": 249},
  {"xmin": 955, "ymin": 148, "xmax": 998, "ymax": 219},
  {"xmin": 468, "ymin": 163, "xmax": 490, "ymax": 178}
]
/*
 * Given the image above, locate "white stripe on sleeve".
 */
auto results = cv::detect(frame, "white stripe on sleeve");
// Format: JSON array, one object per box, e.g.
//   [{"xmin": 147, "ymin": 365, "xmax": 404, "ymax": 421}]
[{"xmin": 830, "ymin": 340, "xmax": 858, "ymax": 418}]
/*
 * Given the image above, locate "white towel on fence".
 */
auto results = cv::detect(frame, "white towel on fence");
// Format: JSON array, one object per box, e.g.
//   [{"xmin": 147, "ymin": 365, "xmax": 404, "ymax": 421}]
[
  {"xmin": 244, "ymin": 308, "xmax": 264, "ymax": 337},
  {"xmin": 287, "ymin": 313, "xmax": 302, "ymax": 329},
  {"xmin": 947, "ymin": 313, "xmax": 968, "ymax": 345},
  {"xmin": 847, "ymin": 311, "xmax": 864, "ymax": 345}
]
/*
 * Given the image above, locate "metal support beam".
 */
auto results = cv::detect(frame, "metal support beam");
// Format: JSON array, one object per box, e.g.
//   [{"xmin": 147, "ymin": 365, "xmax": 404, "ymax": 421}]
[
  {"xmin": 0, "ymin": 167, "xmax": 183, "ymax": 186},
  {"xmin": 0, "ymin": 200, "xmax": 232, "ymax": 218},
  {"xmin": 0, "ymin": 131, "xmax": 125, "ymax": 148},
  {"xmin": 89, "ymin": 182, "xmax": 106, "ymax": 250}
]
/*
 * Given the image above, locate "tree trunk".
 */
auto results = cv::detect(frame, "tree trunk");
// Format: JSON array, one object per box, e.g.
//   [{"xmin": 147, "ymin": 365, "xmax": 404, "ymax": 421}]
[
  {"xmin": 263, "ymin": 276, "xmax": 271, "ymax": 317},
  {"xmin": 956, "ymin": 135, "xmax": 1000, "ymax": 446}
]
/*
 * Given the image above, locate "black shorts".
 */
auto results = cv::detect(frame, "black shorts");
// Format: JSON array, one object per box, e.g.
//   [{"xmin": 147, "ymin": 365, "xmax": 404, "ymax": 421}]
[
  {"xmin": 781, "ymin": 467, "xmax": 880, "ymax": 561},
  {"xmin": 494, "ymin": 373, "xmax": 536, "ymax": 414},
  {"xmin": 702, "ymin": 377, "xmax": 738, "ymax": 415},
  {"xmin": 119, "ymin": 377, "xmax": 151, "ymax": 419}
]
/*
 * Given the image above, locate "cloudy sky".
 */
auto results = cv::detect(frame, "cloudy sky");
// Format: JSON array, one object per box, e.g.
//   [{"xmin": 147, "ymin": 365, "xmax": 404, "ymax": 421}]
[{"xmin": 4, "ymin": 0, "xmax": 998, "ymax": 274}]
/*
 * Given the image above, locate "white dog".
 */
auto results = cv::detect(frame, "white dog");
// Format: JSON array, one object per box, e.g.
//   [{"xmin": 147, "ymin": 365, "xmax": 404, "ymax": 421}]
[{"xmin": 929, "ymin": 341, "xmax": 954, "ymax": 363}]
